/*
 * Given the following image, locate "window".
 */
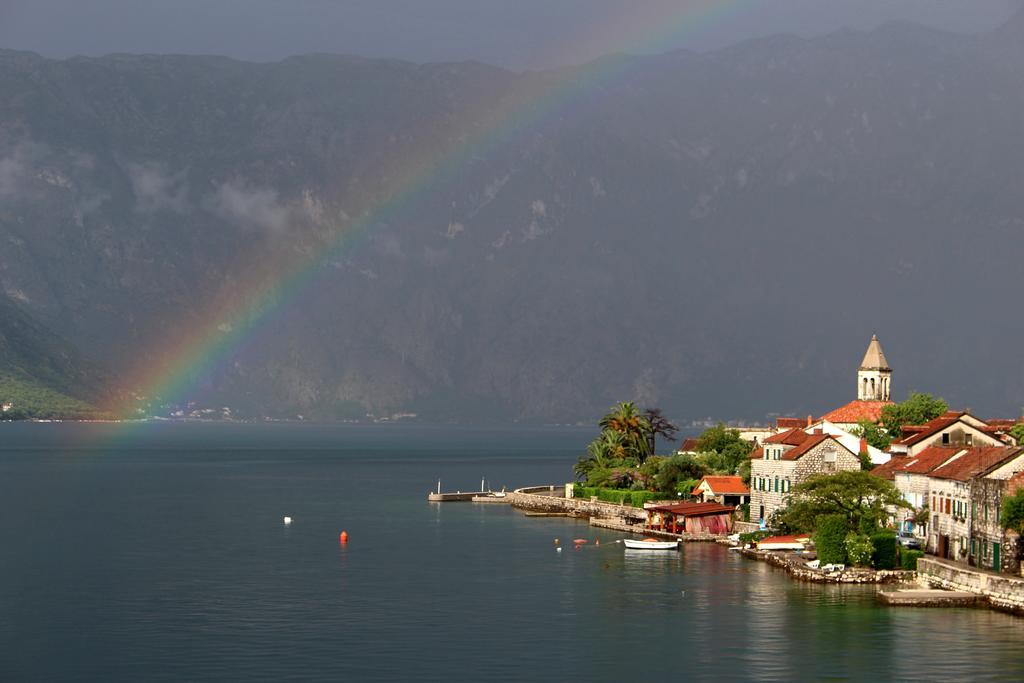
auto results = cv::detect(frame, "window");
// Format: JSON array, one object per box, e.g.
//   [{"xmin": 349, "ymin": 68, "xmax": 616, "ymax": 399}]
[
  {"xmin": 774, "ymin": 478, "xmax": 779, "ymax": 492},
  {"xmin": 945, "ymin": 498, "xmax": 951, "ymax": 514},
  {"xmin": 984, "ymin": 505, "xmax": 988, "ymax": 522},
  {"xmin": 971, "ymin": 539, "xmax": 977, "ymax": 556},
  {"xmin": 942, "ymin": 432, "xmax": 950, "ymax": 445},
  {"xmin": 965, "ymin": 433, "xmax": 973, "ymax": 446}
]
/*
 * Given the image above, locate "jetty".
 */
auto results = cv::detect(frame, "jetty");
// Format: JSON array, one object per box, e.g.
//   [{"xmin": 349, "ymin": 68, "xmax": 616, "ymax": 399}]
[
  {"xmin": 427, "ymin": 478, "xmax": 506, "ymax": 502},
  {"xmin": 878, "ymin": 588, "xmax": 984, "ymax": 609},
  {"xmin": 428, "ymin": 491, "xmax": 491, "ymax": 502}
]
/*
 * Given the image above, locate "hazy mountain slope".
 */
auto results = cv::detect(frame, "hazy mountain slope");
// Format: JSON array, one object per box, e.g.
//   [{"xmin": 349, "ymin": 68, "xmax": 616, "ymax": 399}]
[
  {"xmin": 0, "ymin": 295, "xmax": 111, "ymax": 417},
  {"xmin": 1, "ymin": 13, "xmax": 1023, "ymax": 421}
]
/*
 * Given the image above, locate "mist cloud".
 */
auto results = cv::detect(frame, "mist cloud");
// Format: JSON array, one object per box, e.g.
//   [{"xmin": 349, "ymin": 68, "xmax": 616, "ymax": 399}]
[
  {"xmin": 126, "ymin": 161, "xmax": 188, "ymax": 213},
  {"xmin": 209, "ymin": 179, "xmax": 291, "ymax": 232}
]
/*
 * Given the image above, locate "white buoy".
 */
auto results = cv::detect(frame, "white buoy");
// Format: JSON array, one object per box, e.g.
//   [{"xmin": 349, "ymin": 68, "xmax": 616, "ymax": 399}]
[{"xmin": 283, "ymin": 516, "xmax": 293, "ymax": 525}]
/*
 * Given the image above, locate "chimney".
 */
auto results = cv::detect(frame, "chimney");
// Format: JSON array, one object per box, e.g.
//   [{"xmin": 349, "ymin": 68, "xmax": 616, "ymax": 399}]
[
  {"xmin": 860, "ymin": 437, "xmax": 869, "ymax": 455},
  {"xmin": 807, "ymin": 415, "xmax": 813, "ymax": 428}
]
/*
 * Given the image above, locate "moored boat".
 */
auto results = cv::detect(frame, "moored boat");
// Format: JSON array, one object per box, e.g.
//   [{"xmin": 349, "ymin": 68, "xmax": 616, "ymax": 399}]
[{"xmin": 622, "ymin": 538, "xmax": 680, "ymax": 550}]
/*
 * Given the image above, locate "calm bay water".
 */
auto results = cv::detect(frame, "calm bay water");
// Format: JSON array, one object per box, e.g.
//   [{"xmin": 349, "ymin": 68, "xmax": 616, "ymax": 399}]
[{"xmin": 1, "ymin": 421, "xmax": 1023, "ymax": 681}]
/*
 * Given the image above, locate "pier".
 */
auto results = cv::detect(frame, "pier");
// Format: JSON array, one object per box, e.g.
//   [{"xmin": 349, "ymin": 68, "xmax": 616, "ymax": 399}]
[
  {"xmin": 878, "ymin": 588, "xmax": 984, "ymax": 608},
  {"xmin": 427, "ymin": 478, "xmax": 507, "ymax": 502},
  {"xmin": 427, "ymin": 491, "xmax": 492, "ymax": 502}
]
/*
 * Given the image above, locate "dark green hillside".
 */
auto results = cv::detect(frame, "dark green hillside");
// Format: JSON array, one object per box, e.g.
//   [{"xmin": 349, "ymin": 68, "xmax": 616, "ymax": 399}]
[{"xmin": 0, "ymin": 295, "xmax": 111, "ymax": 419}]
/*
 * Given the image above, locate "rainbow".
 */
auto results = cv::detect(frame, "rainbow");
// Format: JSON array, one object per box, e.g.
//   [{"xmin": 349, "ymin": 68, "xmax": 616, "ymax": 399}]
[{"xmin": 120, "ymin": 0, "xmax": 746, "ymax": 417}]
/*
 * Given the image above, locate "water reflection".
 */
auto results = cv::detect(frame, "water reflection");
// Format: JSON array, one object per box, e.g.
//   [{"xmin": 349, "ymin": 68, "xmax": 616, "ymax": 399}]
[{"xmin": 2, "ymin": 423, "xmax": 1024, "ymax": 681}]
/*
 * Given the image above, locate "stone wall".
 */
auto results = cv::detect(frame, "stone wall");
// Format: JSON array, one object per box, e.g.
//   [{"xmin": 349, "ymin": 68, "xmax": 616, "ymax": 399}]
[
  {"xmin": 791, "ymin": 438, "xmax": 860, "ymax": 481},
  {"xmin": 749, "ymin": 458, "xmax": 795, "ymax": 523},
  {"xmin": 739, "ymin": 549, "xmax": 913, "ymax": 584},
  {"xmin": 508, "ymin": 490, "xmax": 647, "ymax": 522},
  {"xmin": 968, "ymin": 477, "xmax": 1020, "ymax": 573},
  {"xmin": 918, "ymin": 557, "xmax": 1024, "ymax": 614}
]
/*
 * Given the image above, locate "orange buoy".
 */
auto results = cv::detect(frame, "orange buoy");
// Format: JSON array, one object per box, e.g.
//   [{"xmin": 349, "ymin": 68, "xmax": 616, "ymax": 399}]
[
  {"xmin": 339, "ymin": 531, "xmax": 349, "ymax": 543},
  {"xmin": 554, "ymin": 538, "xmax": 560, "ymax": 545},
  {"xmin": 573, "ymin": 538, "xmax": 587, "ymax": 545}
]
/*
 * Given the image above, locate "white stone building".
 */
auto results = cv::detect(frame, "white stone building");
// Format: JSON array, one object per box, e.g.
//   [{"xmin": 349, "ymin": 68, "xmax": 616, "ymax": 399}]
[
  {"xmin": 890, "ymin": 412, "xmax": 1010, "ymax": 457},
  {"xmin": 927, "ymin": 446, "xmax": 1024, "ymax": 562},
  {"xmin": 749, "ymin": 429, "xmax": 860, "ymax": 525}
]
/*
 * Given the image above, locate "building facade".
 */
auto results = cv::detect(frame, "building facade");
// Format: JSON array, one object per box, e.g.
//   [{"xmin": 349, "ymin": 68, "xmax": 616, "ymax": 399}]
[{"xmin": 750, "ymin": 430, "xmax": 860, "ymax": 525}]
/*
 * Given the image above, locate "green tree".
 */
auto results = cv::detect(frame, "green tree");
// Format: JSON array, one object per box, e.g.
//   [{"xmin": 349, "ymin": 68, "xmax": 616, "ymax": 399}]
[
  {"xmin": 655, "ymin": 454, "xmax": 707, "ymax": 495},
  {"xmin": 1001, "ymin": 488, "xmax": 1024, "ymax": 535},
  {"xmin": 574, "ymin": 430, "xmax": 628, "ymax": 481},
  {"xmin": 880, "ymin": 392, "xmax": 948, "ymax": 437},
  {"xmin": 694, "ymin": 423, "xmax": 753, "ymax": 475},
  {"xmin": 776, "ymin": 470, "xmax": 911, "ymax": 533},
  {"xmin": 1010, "ymin": 423, "xmax": 1024, "ymax": 446},
  {"xmin": 599, "ymin": 402, "xmax": 653, "ymax": 463},
  {"xmin": 854, "ymin": 418, "xmax": 891, "ymax": 451}
]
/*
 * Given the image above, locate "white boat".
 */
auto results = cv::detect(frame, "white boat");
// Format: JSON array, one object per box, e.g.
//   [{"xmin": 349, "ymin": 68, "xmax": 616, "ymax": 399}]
[{"xmin": 623, "ymin": 538, "xmax": 681, "ymax": 550}]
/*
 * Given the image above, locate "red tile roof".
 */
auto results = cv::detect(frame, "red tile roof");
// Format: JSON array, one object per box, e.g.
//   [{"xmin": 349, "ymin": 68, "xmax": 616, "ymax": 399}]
[
  {"xmin": 678, "ymin": 437, "xmax": 701, "ymax": 452},
  {"xmin": 893, "ymin": 414, "xmax": 965, "ymax": 447},
  {"xmin": 757, "ymin": 533, "xmax": 811, "ymax": 545},
  {"xmin": 889, "ymin": 446, "xmax": 964, "ymax": 475},
  {"xmin": 929, "ymin": 446, "xmax": 1024, "ymax": 482},
  {"xmin": 691, "ymin": 475, "xmax": 749, "ymax": 496},
  {"xmin": 776, "ymin": 417, "xmax": 807, "ymax": 430},
  {"xmin": 754, "ymin": 430, "xmax": 843, "ymax": 461},
  {"xmin": 870, "ymin": 457, "xmax": 906, "ymax": 481},
  {"xmin": 819, "ymin": 399, "xmax": 892, "ymax": 424},
  {"xmin": 781, "ymin": 433, "xmax": 836, "ymax": 461},
  {"xmin": 648, "ymin": 501, "xmax": 736, "ymax": 516},
  {"xmin": 765, "ymin": 428, "xmax": 813, "ymax": 446}
]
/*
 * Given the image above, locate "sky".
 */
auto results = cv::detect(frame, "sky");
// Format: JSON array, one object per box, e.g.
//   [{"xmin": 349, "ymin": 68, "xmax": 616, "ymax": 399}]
[{"xmin": 0, "ymin": 0, "xmax": 1021, "ymax": 70}]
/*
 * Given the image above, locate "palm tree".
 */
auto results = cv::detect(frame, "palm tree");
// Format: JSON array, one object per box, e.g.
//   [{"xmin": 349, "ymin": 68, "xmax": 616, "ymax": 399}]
[
  {"xmin": 599, "ymin": 402, "xmax": 652, "ymax": 463},
  {"xmin": 574, "ymin": 432, "xmax": 622, "ymax": 480}
]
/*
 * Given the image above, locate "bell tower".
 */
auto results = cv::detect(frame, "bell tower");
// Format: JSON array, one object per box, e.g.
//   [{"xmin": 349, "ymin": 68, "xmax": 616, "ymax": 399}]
[{"xmin": 858, "ymin": 334, "xmax": 892, "ymax": 401}]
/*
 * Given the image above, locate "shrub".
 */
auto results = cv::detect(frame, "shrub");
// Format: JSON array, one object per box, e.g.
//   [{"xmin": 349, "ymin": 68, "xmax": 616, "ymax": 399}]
[
  {"xmin": 845, "ymin": 532, "xmax": 874, "ymax": 567},
  {"xmin": 596, "ymin": 489, "xmax": 626, "ymax": 504},
  {"xmin": 739, "ymin": 530, "xmax": 771, "ymax": 546},
  {"xmin": 574, "ymin": 486, "xmax": 595, "ymax": 499},
  {"xmin": 629, "ymin": 491, "xmax": 658, "ymax": 507},
  {"xmin": 870, "ymin": 532, "xmax": 898, "ymax": 569},
  {"xmin": 814, "ymin": 514, "xmax": 849, "ymax": 564},
  {"xmin": 575, "ymin": 487, "xmax": 657, "ymax": 507},
  {"xmin": 901, "ymin": 549, "xmax": 925, "ymax": 571},
  {"xmin": 741, "ymin": 503, "xmax": 750, "ymax": 523}
]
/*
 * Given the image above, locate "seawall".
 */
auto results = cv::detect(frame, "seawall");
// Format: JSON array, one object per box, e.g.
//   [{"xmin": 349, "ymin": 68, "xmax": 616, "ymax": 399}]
[
  {"xmin": 508, "ymin": 489, "xmax": 647, "ymax": 524},
  {"xmin": 739, "ymin": 548, "xmax": 914, "ymax": 584},
  {"xmin": 917, "ymin": 558, "xmax": 1024, "ymax": 614}
]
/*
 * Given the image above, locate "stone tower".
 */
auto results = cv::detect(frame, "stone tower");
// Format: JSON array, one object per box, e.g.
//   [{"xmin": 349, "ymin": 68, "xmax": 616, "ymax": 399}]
[{"xmin": 858, "ymin": 334, "xmax": 892, "ymax": 401}]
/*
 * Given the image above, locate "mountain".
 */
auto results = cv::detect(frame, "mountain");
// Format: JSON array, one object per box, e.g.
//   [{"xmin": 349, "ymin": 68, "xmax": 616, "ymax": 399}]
[
  {"xmin": 1, "ymin": 12, "xmax": 1024, "ymax": 422},
  {"xmin": 0, "ymin": 295, "xmax": 112, "ymax": 418}
]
